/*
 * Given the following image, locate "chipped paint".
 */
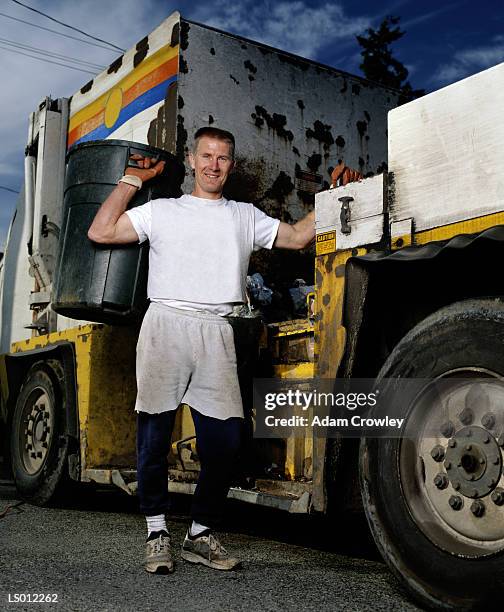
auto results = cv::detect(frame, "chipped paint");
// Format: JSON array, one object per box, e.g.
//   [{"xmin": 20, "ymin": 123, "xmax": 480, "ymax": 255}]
[
  {"xmin": 133, "ymin": 36, "xmax": 149, "ymax": 68},
  {"xmin": 107, "ymin": 56, "xmax": 123, "ymax": 74},
  {"xmin": 180, "ymin": 21, "xmax": 190, "ymax": 51},
  {"xmin": 170, "ymin": 22, "xmax": 180, "ymax": 47},
  {"xmin": 80, "ymin": 80, "xmax": 93, "ymax": 94},
  {"xmin": 307, "ymin": 153, "xmax": 322, "ymax": 172},
  {"xmin": 244, "ymin": 60, "xmax": 257, "ymax": 74},
  {"xmin": 179, "ymin": 55, "xmax": 188, "ymax": 74},
  {"xmin": 252, "ymin": 106, "xmax": 294, "ymax": 141},
  {"xmin": 306, "ymin": 120, "xmax": 334, "ymax": 151},
  {"xmin": 260, "ymin": 171, "xmax": 294, "ymax": 208},
  {"xmin": 176, "ymin": 113, "xmax": 187, "ymax": 160},
  {"xmin": 147, "ymin": 82, "xmax": 177, "ymax": 153},
  {"xmin": 357, "ymin": 120, "xmax": 367, "ymax": 138}
]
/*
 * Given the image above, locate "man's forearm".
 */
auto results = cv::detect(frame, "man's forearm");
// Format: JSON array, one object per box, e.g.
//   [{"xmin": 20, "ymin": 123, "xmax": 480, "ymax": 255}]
[
  {"xmin": 274, "ymin": 210, "xmax": 315, "ymax": 250},
  {"xmin": 292, "ymin": 210, "xmax": 315, "ymax": 249},
  {"xmin": 88, "ymin": 182, "xmax": 137, "ymax": 242}
]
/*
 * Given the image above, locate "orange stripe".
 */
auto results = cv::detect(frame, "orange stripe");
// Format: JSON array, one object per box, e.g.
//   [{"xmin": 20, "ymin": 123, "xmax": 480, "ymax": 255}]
[
  {"xmin": 122, "ymin": 56, "xmax": 177, "ymax": 107},
  {"xmin": 68, "ymin": 56, "xmax": 178, "ymax": 147},
  {"xmin": 68, "ymin": 111, "xmax": 105, "ymax": 147}
]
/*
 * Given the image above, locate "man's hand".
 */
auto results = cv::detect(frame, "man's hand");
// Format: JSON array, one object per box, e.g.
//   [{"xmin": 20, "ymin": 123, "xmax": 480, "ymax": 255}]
[
  {"xmin": 88, "ymin": 154, "xmax": 165, "ymax": 244},
  {"xmin": 126, "ymin": 154, "xmax": 166, "ymax": 182},
  {"xmin": 331, "ymin": 162, "xmax": 363, "ymax": 187}
]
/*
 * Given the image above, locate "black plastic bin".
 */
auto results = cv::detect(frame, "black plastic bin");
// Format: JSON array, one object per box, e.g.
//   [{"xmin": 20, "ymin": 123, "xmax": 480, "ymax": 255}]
[{"xmin": 52, "ymin": 139, "xmax": 185, "ymax": 324}]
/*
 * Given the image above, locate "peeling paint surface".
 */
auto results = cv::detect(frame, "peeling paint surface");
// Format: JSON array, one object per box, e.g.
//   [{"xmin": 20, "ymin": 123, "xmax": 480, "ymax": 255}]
[
  {"xmin": 178, "ymin": 20, "xmax": 396, "ymax": 207},
  {"xmin": 178, "ymin": 19, "xmax": 398, "ymax": 288}
]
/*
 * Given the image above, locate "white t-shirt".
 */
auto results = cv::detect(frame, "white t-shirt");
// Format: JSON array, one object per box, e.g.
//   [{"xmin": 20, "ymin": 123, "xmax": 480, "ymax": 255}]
[{"xmin": 125, "ymin": 194, "xmax": 280, "ymax": 315}]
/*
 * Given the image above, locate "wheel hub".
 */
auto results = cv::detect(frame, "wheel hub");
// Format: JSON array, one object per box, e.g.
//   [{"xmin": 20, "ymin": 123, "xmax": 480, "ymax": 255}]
[
  {"xmin": 400, "ymin": 374, "xmax": 504, "ymax": 555},
  {"xmin": 444, "ymin": 426, "xmax": 502, "ymax": 498},
  {"xmin": 20, "ymin": 390, "xmax": 53, "ymax": 475}
]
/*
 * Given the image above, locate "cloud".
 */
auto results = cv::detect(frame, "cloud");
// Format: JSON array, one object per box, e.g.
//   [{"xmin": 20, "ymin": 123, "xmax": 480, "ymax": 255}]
[
  {"xmin": 433, "ymin": 36, "xmax": 504, "ymax": 85},
  {"xmin": 190, "ymin": 0, "xmax": 370, "ymax": 60},
  {"xmin": 401, "ymin": 3, "xmax": 459, "ymax": 29},
  {"xmin": 0, "ymin": 0, "xmax": 175, "ymax": 249}
]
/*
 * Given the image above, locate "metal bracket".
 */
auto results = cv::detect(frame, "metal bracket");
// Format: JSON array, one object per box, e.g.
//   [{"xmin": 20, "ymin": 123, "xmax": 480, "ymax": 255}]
[{"xmin": 338, "ymin": 196, "xmax": 353, "ymax": 235}]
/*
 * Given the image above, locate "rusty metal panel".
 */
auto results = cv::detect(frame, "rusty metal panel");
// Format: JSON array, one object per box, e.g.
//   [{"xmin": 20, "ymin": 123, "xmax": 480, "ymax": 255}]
[
  {"xmin": 179, "ymin": 20, "xmax": 396, "ymax": 213},
  {"xmin": 178, "ymin": 19, "xmax": 399, "ymax": 284}
]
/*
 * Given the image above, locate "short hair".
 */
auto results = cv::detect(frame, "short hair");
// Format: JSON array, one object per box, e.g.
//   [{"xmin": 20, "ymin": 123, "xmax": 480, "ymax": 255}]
[{"xmin": 193, "ymin": 127, "xmax": 235, "ymax": 159}]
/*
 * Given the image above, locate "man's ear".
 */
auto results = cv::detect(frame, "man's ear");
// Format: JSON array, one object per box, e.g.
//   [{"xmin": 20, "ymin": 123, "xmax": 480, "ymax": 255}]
[
  {"xmin": 229, "ymin": 159, "xmax": 236, "ymax": 173},
  {"xmin": 188, "ymin": 151, "xmax": 195, "ymax": 170}
]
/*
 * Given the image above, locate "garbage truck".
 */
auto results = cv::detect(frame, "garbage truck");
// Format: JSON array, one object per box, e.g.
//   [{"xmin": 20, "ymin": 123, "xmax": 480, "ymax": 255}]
[{"xmin": 1, "ymin": 9, "xmax": 503, "ymax": 609}]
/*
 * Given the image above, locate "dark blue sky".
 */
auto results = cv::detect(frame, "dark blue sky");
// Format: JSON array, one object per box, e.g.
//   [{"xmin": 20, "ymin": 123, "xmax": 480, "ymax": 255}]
[{"xmin": 1, "ymin": 0, "xmax": 503, "ymax": 246}]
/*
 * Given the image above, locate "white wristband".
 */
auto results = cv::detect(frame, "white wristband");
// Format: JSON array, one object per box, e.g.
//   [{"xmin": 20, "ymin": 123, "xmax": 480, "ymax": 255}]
[{"xmin": 118, "ymin": 174, "xmax": 142, "ymax": 190}]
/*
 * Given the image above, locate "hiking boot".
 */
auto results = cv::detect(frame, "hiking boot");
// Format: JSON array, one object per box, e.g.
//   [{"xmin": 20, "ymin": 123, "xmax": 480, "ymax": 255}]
[
  {"xmin": 181, "ymin": 529, "xmax": 241, "ymax": 571},
  {"xmin": 144, "ymin": 530, "xmax": 174, "ymax": 574}
]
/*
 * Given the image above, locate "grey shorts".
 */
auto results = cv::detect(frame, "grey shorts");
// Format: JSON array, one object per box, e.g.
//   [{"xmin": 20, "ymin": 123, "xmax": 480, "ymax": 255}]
[{"xmin": 135, "ymin": 302, "xmax": 243, "ymax": 419}]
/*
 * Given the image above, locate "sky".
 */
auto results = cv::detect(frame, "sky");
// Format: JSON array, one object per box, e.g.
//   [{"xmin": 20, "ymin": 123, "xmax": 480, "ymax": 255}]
[{"xmin": 1, "ymin": 0, "xmax": 504, "ymax": 248}]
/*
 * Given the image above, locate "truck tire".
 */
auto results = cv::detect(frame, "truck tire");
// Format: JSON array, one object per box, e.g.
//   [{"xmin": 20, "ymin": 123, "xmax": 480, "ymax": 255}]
[
  {"xmin": 360, "ymin": 299, "xmax": 504, "ymax": 609},
  {"xmin": 10, "ymin": 360, "xmax": 69, "ymax": 505}
]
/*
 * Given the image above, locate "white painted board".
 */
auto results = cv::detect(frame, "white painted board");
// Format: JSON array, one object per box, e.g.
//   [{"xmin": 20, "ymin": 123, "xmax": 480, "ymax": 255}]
[
  {"xmin": 389, "ymin": 62, "xmax": 504, "ymax": 232},
  {"xmin": 315, "ymin": 174, "xmax": 384, "ymax": 249}
]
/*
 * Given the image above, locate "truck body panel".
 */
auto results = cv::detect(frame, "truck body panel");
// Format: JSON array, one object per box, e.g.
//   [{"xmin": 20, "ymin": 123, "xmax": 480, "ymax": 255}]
[{"xmin": 388, "ymin": 62, "xmax": 504, "ymax": 233}]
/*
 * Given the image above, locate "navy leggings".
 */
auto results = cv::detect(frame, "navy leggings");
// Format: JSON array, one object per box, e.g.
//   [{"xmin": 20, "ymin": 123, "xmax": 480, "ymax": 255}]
[{"xmin": 136, "ymin": 408, "xmax": 243, "ymax": 526}]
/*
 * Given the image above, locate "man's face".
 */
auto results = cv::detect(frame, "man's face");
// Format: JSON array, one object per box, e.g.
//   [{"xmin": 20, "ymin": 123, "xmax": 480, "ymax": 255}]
[{"xmin": 188, "ymin": 136, "xmax": 234, "ymax": 199}]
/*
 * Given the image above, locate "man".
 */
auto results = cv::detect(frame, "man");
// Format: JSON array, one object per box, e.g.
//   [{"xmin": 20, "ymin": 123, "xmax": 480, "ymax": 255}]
[{"xmin": 88, "ymin": 127, "xmax": 316, "ymax": 574}]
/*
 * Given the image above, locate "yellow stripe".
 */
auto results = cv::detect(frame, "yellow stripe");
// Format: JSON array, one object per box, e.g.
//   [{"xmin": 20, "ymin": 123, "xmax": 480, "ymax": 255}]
[
  {"xmin": 415, "ymin": 211, "xmax": 504, "ymax": 245},
  {"xmin": 69, "ymin": 44, "xmax": 179, "ymax": 132}
]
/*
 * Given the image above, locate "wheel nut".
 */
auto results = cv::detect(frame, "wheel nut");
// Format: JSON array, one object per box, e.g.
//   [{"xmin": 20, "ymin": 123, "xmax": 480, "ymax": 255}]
[
  {"xmin": 482, "ymin": 413, "xmax": 496, "ymax": 429},
  {"xmin": 471, "ymin": 500, "xmax": 485, "ymax": 517},
  {"xmin": 459, "ymin": 408, "xmax": 474, "ymax": 426},
  {"xmin": 498, "ymin": 434, "xmax": 504, "ymax": 448},
  {"xmin": 441, "ymin": 421, "xmax": 455, "ymax": 438},
  {"xmin": 449, "ymin": 495, "xmax": 463, "ymax": 511},
  {"xmin": 491, "ymin": 488, "xmax": 504, "ymax": 506},
  {"xmin": 430, "ymin": 445, "xmax": 445, "ymax": 462},
  {"xmin": 434, "ymin": 473, "xmax": 449, "ymax": 490}
]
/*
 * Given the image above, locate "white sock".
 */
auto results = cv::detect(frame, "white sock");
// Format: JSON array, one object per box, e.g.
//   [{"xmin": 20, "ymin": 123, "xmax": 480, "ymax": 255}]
[
  {"xmin": 146, "ymin": 514, "xmax": 168, "ymax": 537},
  {"xmin": 190, "ymin": 520, "xmax": 210, "ymax": 537}
]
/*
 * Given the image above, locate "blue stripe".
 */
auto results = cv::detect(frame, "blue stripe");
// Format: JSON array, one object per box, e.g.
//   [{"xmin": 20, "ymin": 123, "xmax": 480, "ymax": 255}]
[{"xmin": 73, "ymin": 75, "xmax": 177, "ymax": 146}]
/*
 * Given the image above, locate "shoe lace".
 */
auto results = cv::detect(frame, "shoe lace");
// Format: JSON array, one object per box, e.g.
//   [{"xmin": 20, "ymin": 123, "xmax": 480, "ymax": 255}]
[
  {"xmin": 152, "ymin": 535, "xmax": 170, "ymax": 554},
  {"xmin": 208, "ymin": 533, "xmax": 227, "ymax": 557}
]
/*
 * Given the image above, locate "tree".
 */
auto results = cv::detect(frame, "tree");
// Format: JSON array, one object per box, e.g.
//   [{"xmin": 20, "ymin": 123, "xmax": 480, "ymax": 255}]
[{"xmin": 356, "ymin": 16, "xmax": 425, "ymax": 102}]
